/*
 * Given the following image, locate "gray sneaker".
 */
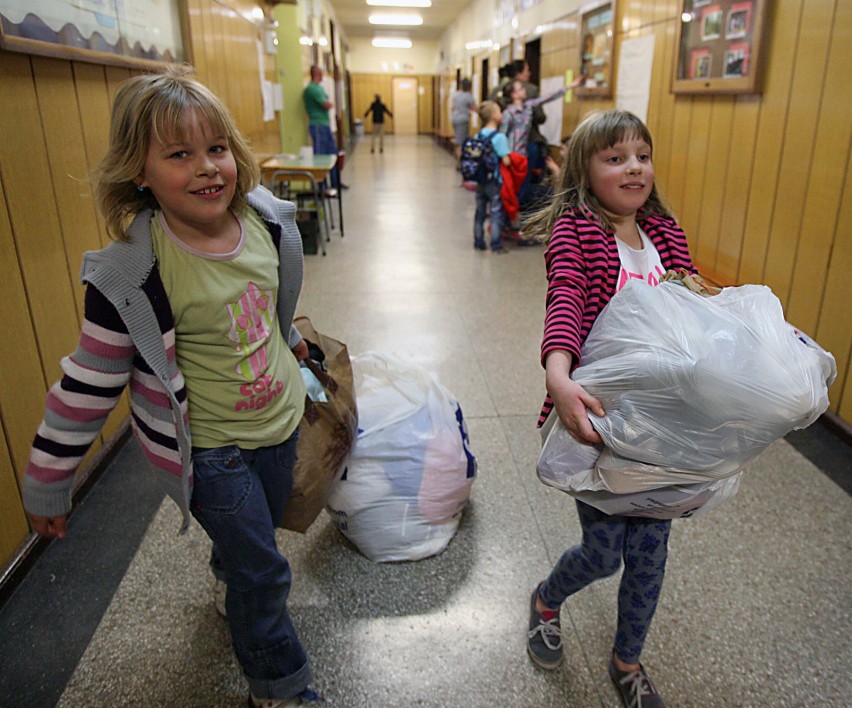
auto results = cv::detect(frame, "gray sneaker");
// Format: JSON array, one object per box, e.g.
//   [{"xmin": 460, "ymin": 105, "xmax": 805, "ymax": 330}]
[
  {"xmin": 609, "ymin": 657, "xmax": 665, "ymax": 707},
  {"xmin": 526, "ymin": 584, "xmax": 563, "ymax": 669}
]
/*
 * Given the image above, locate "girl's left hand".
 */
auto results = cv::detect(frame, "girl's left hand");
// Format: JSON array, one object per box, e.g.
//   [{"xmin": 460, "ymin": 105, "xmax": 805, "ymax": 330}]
[{"xmin": 291, "ymin": 340, "xmax": 309, "ymax": 362}]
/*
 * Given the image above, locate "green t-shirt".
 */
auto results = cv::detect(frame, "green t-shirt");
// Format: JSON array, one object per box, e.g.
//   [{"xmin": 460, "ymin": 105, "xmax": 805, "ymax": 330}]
[
  {"xmin": 152, "ymin": 208, "xmax": 305, "ymax": 449},
  {"xmin": 303, "ymin": 81, "xmax": 330, "ymax": 126}
]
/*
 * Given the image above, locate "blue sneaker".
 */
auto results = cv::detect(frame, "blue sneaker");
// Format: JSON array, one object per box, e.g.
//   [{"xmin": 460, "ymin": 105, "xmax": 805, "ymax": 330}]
[
  {"xmin": 527, "ymin": 584, "xmax": 563, "ymax": 669},
  {"xmin": 609, "ymin": 657, "xmax": 665, "ymax": 707}
]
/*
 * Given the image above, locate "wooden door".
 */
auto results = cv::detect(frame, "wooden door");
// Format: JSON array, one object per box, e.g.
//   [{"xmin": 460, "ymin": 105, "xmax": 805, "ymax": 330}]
[{"xmin": 391, "ymin": 77, "xmax": 418, "ymax": 134}]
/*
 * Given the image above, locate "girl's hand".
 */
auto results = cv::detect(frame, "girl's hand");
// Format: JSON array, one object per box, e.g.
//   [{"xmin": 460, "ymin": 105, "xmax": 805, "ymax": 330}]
[
  {"xmin": 28, "ymin": 513, "xmax": 68, "ymax": 539},
  {"xmin": 544, "ymin": 155, "xmax": 560, "ymax": 176},
  {"xmin": 545, "ymin": 351, "xmax": 605, "ymax": 445},
  {"xmin": 291, "ymin": 340, "xmax": 309, "ymax": 362}
]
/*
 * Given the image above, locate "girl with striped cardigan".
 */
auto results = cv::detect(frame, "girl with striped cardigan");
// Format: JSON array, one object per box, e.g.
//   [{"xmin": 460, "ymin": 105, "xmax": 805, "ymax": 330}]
[
  {"xmin": 23, "ymin": 67, "xmax": 318, "ymax": 707},
  {"xmin": 524, "ymin": 110, "xmax": 696, "ymax": 708}
]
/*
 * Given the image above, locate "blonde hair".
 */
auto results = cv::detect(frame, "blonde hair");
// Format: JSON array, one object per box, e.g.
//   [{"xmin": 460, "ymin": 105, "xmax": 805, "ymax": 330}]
[
  {"xmin": 525, "ymin": 109, "xmax": 674, "ymax": 241},
  {"xmin": 479, "ymin": 101, "xmax": 501, "ymax": 124},
  {"xmin": 94, "ymin": 64, "xmax": 260, "ymax": 241}
]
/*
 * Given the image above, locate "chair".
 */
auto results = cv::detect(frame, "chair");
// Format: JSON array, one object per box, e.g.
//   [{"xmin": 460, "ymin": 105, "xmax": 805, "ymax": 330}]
[
  {"xmin": 269, "ymin": 169, "xmax": 327, "ymax": 256},
  {"xmin": 322, "ymin": 150, "xmax": 345, "ymax": 238}
]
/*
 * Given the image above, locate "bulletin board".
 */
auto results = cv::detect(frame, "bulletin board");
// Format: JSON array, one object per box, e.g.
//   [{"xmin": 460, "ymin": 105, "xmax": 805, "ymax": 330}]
[
  {"xmin": 672, "ymin": 0, "xmax": 769, "ymax": 94},
  {"xmin": 576, "ymin": 0, "xmax": 616, "ymax": 98},
  {"xmin": 0, "ymin": 0, "xmax": 185, "ymax": 70}
]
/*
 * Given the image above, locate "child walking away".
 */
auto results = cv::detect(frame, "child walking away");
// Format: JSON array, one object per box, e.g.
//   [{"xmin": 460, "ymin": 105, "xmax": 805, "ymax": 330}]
[
  {"xmin": 524, "ymin": 110, "xmax": 696, "ymax": 708},
  {"xmin": 364, "ymin": 93, "xmax": 393, "ymax": 154},
  {"xmin": 22, "ymin": 66, "xmax": 319, "ymax": 707},
  {"xmin": 471, "ymin": 101, "xmax": 511, "ymax": 253}
]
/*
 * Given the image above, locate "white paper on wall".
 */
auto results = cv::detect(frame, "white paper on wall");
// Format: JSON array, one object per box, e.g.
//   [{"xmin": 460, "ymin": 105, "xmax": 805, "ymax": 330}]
[
  {"xmin": 616, "ymin": 34, "xmax": 655, "ymax": 124},
  {"xmin": 539, "ymin": 76, "xmax": 565, "ymax": 146}
]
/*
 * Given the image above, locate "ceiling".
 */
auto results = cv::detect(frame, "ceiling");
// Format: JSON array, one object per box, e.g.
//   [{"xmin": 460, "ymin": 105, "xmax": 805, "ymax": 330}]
[{"xmin": 327, "ymin": 0, "xmax": 471, "ymax": 42}]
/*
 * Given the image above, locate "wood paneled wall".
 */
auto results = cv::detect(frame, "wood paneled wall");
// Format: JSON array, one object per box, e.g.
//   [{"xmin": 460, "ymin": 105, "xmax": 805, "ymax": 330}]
[
  {"xmin": 0, "ymin": 0, "xmax": 279, "ymax": 571},
  {"xmin": 349, "ymin": 73, "xmax": 436, "ymax": 135},
  {"xmin": 536, "ymin": 0, "xmax": 850, "ymax": 422}
]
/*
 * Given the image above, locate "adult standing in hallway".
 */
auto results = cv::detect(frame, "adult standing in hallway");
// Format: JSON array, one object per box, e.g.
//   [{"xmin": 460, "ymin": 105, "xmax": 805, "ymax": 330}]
[
  {"xmin": 451, "ymin": 78, "xmax": 478, "ymax": 171},
  {"xmin": 364, "ymin": 94, "xmax": 393, "ymax": 154},
  {"xmin": 303, "ymin": 65, "xmax": 344, "ymax": 189}
]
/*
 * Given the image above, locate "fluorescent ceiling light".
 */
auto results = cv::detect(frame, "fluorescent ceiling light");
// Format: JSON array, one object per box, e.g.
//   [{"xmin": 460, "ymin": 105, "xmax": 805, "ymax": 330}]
[
  {"xmin": 367, "ymin": 0, "xmax": 431, "ymax": 6},
  {"xmin": 372, "ymin": 37, "xmax": 413, "ymax": 48},
  {"xmin": 369, "ymin": 13, "xmax": 423, "ymax": 25}
]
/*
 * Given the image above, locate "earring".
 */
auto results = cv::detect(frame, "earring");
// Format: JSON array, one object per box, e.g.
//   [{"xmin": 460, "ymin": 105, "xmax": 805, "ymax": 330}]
[{"xmin": 136, "ymin": 185, "xmax": 145, "ymax": 192}]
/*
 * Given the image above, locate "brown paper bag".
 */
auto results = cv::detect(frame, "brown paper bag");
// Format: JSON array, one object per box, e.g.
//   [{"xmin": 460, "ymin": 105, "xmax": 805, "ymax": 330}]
[{"xmin": 280, "ymin": 317, "xmax": 358, "ymax": 533}]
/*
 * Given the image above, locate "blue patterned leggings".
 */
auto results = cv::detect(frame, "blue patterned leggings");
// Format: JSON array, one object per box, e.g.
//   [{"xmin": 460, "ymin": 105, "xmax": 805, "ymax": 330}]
[{"xmin": 539, "ymin": 501, "xmax": 671, "ymax": 664}]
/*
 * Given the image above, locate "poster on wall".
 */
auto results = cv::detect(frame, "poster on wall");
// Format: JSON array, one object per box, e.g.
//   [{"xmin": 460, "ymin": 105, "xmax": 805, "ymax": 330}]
[
  {"xmin": 0, "ymin": 0, "xmax": 184, "ymax": 68},
  {"xmin": 539, "ymin": 76, "xmax": 565, "ymax": 146},
  {"xmin": 616, "ymin": 34, "xmax": 655, "ymax": 124}
]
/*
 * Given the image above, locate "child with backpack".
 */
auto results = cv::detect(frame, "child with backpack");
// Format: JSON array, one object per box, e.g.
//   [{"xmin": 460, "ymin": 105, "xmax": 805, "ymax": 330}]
[{"xmin": 468, "ymin": 101, "xmax": 511, "ymax": 253}]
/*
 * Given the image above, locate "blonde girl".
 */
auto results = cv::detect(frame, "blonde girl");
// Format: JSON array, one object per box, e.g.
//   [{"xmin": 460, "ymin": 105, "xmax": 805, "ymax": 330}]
[
  {"xmin": 526, "ymin": 110, "xmax": 695, "ymax": 708},
  {"xmin": 23, "ymin": 65, "xmax": 318, "ymax": 707}
]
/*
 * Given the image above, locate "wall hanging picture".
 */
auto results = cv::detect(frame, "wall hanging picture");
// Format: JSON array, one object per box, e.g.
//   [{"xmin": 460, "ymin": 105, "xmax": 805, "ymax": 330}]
[
  {"xmin": 673, "ymin": 0, "xmax": 768, "ymax": 94},
  {"xmin": 0, "ymin": 0, "xmax": 185, "ymax": 69}
]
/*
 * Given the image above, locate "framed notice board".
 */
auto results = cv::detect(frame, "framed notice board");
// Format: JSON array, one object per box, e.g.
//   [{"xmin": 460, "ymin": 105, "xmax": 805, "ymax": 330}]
[
  {"xmin": 576, "ymin": 0, "xmax": 616, "ymax": 98},
  {"xmin": 0, "ymin": 0, "xmax": 185, "ymax": 70},
  {"xmin": 672, "ymin": 0, "xmax": 769, "ymax": 94}
]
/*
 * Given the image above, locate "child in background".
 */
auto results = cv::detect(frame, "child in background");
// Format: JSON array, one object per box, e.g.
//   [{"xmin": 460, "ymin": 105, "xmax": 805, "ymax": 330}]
[
  {"xmin": 451, "ymin": 78, "xmax": 478, "ymax": 170},
  {"xmin": 473, "ymin": 101, "xmax": 511, "ymax": 253},
  {"xmin": 524, "ymin": 110, "xmax": 696, "ymax": 708},
  {"xmin": 364, "ymin": 93, "xmax": 393, "ymax": 154},
  {"xmin": 22, "ymin": 66, "xmax": 318, "ymax": 707},
  {"xmin": 501, "ymin": 77, "xmax": 583, "ymax": 223}
]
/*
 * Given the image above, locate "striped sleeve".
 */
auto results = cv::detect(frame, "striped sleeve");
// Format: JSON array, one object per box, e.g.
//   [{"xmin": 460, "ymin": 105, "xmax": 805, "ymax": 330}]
[{"xmin": 23, "ymin": 284, "xmax": 133, "ymax": 518}]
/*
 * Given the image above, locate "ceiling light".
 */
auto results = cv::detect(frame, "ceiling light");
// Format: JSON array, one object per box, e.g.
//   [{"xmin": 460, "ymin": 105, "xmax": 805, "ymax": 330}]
[
  {"xmin": 372, "ymin": 37, "xmax": 413, "ymax": 48},
  {"xmin": 299, "ymin": 36, "xmax": 313, "ymax": 46},
  {"xmin": 369, "ymin": 13, "xmax": 423, "ymax": 25},
  {"xmin": 367, "ymin": 0, "xmax": 431, "ymax": 6}
]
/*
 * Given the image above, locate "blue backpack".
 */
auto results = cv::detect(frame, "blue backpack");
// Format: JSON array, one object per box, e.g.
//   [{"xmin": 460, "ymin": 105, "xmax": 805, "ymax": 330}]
[{"xmin": 460, "ymin": 131, "xmax": 499, "ymax": 184}]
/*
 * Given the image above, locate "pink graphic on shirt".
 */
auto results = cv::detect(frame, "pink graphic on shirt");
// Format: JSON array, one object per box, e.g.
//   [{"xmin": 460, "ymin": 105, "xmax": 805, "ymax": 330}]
[
  {"xmin": 226, "ymin": 281, "xmax": 274, "ymax": 382},
  {"xmin": 617, "ymin": 264, "xmax": 666, "ymax": 292}
]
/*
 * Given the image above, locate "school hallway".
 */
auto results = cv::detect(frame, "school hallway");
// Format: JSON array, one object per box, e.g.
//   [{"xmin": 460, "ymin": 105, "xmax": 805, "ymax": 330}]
[{"xmin": 0, "ymin": 134, "xmax": 849, "ymax": 708}]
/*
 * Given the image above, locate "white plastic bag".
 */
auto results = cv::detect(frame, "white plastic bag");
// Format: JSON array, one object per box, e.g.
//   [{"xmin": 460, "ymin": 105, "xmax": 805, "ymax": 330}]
[
  {"xmin": 537, "ymin": 415, "xmax": 741, "ymax": 519},
  {"xmin": 535, "ymin": 279, "xmax": 835, "ymax": 519},
  {"xmin": 576, "ymin": 280, "xmax": 834, "ymax": 481},
  {"xmin": 325, "ymin": 353, "xmax": 476, "ymax": 562}
]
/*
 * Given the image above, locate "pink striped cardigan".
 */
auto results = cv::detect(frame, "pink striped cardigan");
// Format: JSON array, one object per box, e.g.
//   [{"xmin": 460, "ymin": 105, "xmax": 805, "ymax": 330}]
[
  {"xmin": 538, "ymin": 209, "xmax": 695, "ymax": 426},
  {"xmin": 23, "ymin": 187, "xmax": 305, "ymax": 531}
]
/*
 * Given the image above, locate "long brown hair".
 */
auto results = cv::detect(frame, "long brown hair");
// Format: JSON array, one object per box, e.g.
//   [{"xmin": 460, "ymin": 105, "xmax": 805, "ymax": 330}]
[
  {"xmin": 524, "ymin": 109, "xmax": 675, "ymax": 242},
  {"xmin": 93, "ymin": 64, "xmax": 260, "ymax": 241}
]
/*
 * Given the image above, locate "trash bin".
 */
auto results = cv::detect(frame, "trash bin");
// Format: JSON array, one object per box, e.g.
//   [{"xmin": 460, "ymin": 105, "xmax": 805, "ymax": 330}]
[
  {"xmin": 354, "ymin": 119, "xmax": 365, "ymax": 137},
  {"xmin": 296, "ymin": 210, "xmax": 320, "ymax": 255}
]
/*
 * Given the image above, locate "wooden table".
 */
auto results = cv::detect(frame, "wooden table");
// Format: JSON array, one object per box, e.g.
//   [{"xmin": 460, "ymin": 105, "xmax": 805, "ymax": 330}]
[{"xmin": 259, "ymin": 154, "xmax": 343, "ymax": 251}]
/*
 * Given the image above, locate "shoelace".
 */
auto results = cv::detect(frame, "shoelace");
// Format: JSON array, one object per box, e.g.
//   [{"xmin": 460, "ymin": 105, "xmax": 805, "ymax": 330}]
[
  {"xmin": 618, "ymin": 668, "xmax": 658, "ymax": 707},
  {"xmin": 528, "ymin": 616, "xmax": 562, "ymax": 650}
]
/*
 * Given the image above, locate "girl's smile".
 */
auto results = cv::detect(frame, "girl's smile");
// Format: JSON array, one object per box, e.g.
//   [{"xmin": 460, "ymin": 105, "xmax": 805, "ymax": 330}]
[{"xmin": 136, "ymin": 109, "xmax": 238, "ymax": 247}]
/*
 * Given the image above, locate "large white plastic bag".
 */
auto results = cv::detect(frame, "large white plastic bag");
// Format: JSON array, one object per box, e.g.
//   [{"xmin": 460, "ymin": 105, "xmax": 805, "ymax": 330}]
[
  {"xmin": 325, "ymin": 353, "xmax": 477, "ymax": 562},
  {"xmin": 537, "ymin": 415, "xmax": 741, "ymax": 519},
  {"xmin": 574, "ymin": 280, "xmax": 834, "ymax": 483}
]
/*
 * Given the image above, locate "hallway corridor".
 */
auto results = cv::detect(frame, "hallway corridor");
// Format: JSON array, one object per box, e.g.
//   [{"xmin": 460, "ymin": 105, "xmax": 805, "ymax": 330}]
[{"xmin": 0, "ymin": 135, "xmax": 849, "ymax": 707}]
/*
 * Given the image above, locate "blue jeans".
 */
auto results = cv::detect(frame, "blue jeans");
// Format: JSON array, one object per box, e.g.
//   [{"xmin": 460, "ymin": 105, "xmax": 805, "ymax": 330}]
[
  {"xmin": 474, "ymin": 181, "xmax": 504, "ymax": 250},
  {"xmin": 190, "ymin": 432, "xmax": 311, "ymax": 700},
  {"xmin": 538, "ymin": 500, "xmax": 671, "ymax": 664},
  {"xmin": 308, "ymin": 123, "xmax": 340, "ymax": 188},
  {"xmin": 518, "ymin": 141, "xmax": 541, "ymax": 206}
]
